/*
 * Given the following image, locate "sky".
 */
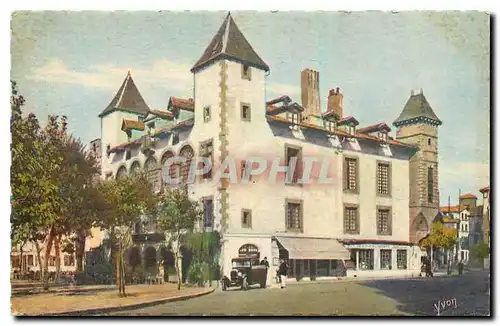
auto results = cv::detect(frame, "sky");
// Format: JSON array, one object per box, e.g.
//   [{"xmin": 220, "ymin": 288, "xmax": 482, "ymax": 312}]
[{"xmin": 10, "ymin": 11, "xmax": 490, "ymax": 205}]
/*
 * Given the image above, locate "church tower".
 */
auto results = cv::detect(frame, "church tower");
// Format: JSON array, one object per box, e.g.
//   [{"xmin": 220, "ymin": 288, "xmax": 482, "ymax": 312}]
[{"xmin": 393, "ymin": 89, "xmax": 442, "ymax": 243}]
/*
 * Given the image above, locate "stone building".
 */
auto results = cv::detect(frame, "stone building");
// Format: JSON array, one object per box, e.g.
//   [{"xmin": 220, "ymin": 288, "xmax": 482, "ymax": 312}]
[
  {"xmin": 393, "ymin": 90, "xmax": 442, "ymax": 244},
  {"xmin": 94, "ymin": 13, "xmax": 444, "ymax": 283}
]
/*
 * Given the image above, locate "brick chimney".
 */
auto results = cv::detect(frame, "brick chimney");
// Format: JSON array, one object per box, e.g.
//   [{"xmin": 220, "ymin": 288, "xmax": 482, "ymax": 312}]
[
  {"xmin": 301, "ymin": 69, "xmax": 321, "ymax": 118},
  {"xmin": 327, "ymin": 87, "xmax": 343, "ymax": 119}
]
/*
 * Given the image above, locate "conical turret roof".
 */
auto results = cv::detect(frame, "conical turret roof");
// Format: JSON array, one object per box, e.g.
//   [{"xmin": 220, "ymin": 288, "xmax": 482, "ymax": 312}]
[
  {"xmin": 99, "ymin": 71, "xmax": 150, "ymax": 118},
  {"xmin": 191, "ymin": 13, "xmax": 269, "ymax": 73},
  {"xmin": 393, "ymin": 91, "xmax": 442, "ymax": 127}
]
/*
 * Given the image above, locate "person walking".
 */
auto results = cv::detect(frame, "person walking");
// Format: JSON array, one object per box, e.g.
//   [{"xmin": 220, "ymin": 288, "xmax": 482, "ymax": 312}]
[
  {"xmin": 458, "ymin": 260, "xmax": 464, "ymax": 276},
  {"xmin": 278, "ymin": 259, "xmax": 289, "ymax": 288}
]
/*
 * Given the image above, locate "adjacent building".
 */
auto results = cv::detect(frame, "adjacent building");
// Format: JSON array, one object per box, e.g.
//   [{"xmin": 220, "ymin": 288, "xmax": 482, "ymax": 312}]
[{"xmin": 93, "ymin": 13, "xmax": 444, "ymax": 282}]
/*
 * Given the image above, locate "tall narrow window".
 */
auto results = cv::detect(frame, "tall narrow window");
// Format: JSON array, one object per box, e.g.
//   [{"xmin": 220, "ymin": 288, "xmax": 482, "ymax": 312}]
[
  {"xmin": 200, "ymin": 140, "xmax": 213, "ymax": 180},
  {"xmin": 344, "ymin": 205, "xmax": 359, "ymax": 234},
  {"xmin": 397, "ymin": 250, "xmax": 407, "ymax": 269},
  {"xmin": 242, "ymin": 209, "xmax": 252, "ymax": 228},
  {"xmin": 203, "ymin": 198, "xmax": 214, "ymax": 228},
  {"xmin": 377, "ymin": 208, "xmax": 392, "ymax": 235},
  {"xmin": 241, "ymin": 103, "xmax": 251, "ymax": 121},
  {"xmin": 380, "ymin": 250, "xmax": 392, "ymax": 270},
  {"xmin": 285, "ymin": 145, "xmax": 302, "ymax": 184},
  {"xmin": 377, "ymin": 162, "xmax": 390, "ymax": 195},
  {"xmin": 241, "ymin": 161, "xmax": 251, "ymax": 182},
  {"xmin": 344, "ymin": 157, "xmax": 358, "ymax": 192},
  {"xmin": 427, "ymin": 167, "xmax": 434, "ymax": 203},
  {"xmin": 203, "ymin": 106, "xmax": 211, "ymax": 123},
  {"xmin": 286, "ymin": 200, "xmax": 303, "ymax": 231}
]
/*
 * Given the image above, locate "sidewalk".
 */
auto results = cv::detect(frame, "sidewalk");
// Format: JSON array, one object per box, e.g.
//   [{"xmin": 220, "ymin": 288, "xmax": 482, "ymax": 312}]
[{"xmin": 11, "ymin": 283, "xmax": 214, "ymax": 316}]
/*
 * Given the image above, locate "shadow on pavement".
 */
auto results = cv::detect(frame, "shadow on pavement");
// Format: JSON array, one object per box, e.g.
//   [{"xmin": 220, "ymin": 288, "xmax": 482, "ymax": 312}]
[{"xmin": 357, "ymin": 272, "xmax": 491, "ymax": 316}]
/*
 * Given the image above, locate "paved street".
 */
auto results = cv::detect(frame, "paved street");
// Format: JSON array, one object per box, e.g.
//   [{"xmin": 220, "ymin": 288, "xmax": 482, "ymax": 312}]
[{"xmin": 102, "ymin": 271, "xmax": 490, "ymax": 316}]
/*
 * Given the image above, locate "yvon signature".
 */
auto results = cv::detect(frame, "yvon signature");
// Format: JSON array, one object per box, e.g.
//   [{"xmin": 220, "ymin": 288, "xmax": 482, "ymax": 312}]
[{"xmin": 434, "ymin": 298, "xmax": 457, "ymax": 316}]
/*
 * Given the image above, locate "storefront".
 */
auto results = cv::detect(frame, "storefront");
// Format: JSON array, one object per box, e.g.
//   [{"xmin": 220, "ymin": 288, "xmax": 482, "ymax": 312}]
[{"xmin": 273, "ymin": 236, "xmax": 351, "ymax": 280}]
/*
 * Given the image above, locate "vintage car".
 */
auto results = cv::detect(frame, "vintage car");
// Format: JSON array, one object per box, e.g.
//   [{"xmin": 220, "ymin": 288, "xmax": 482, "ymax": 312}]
[{"xmin": 221, "ymin": 257, "xmax": 268, "ymax": 291}]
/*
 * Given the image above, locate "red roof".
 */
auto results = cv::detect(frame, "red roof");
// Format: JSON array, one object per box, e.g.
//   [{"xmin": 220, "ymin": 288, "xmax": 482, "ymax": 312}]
[
  {"xmin": 358, "ymin": 122, "xmax": 391, "ymax": 134},
  {"xmin": 150, "ymin": 109, "xmax": 174, "ymax": 119},
  {"xmin": 440, "ymin": 205, "xmax": 460, "ymax": 213},
  {"xmin": 460, "ymin": 193, "xmax": 477, "ymax": 199},
  {"xmin": 480, "ymin": 186, "xmax": 490, "ymax": 193},
  {"xmin": 169, "ymin": 97, "xmax": 194, "ymax": 111},
  {"xmin": 121, "ymin": 119, "xmax": 145, "ymax": 131}
]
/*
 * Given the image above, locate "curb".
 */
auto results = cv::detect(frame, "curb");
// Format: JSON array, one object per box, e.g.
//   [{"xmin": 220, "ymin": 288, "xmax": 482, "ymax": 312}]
[
  {"xmin": 15, "ymin": 287, "xmax": 215, "ymax": 316},
  {"xmin": 12, "ymin": 286, "xmax": 116, "ymax": 297},
  {"xmin": 284, "ymin": 273, "xmax": 457, "ymax": 286}
]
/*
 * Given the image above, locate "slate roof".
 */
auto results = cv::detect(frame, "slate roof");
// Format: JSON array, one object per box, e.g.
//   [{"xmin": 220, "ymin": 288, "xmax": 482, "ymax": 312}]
[
  {"xmin": 191, "ymin": 13, "xmax": 269, "ymax": 73},
  {"xmin": 393, "ymin": 92, "xmax": 442, "ymax": 126},
  {"xmin": 99, "ymin": 72, "xmax": 150, "ymax": 117}
]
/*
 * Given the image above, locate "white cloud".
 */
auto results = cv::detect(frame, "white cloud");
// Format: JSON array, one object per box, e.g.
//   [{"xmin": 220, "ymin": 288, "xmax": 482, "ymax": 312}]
[
  {"xmin": 28, "ymin": 58, "xmax": 193, "ymax": 93},
  {"xmin": 267, "ymin": 82, "xmax": 300, "ymax": 97}
]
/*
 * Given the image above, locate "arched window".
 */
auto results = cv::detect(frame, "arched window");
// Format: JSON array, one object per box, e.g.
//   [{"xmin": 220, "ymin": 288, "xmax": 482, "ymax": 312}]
[
  {"xmin": 238, "ymin": 244, "xmax": 259, "ymax": 258},
  {"xmin": 179, "ymin": 145, "xmax": 195, "ymax": 184},
  {"xmin": 161, "ymin": 151, "xmax": 175, "ymax": 185},
  {"xmin": 130, "ymin": 161, "xmax": 141, "ymax": 177},
  {"xmin": 145, "ymin": 156, "xmax": 160, "ymax": 192},
  {"xmin": 428, "ymin": 138, "xmax": 431, "ymax": 146},
  {"xmin": 116, "ymin": 165, "xmax": 127, "ymax": 180}
]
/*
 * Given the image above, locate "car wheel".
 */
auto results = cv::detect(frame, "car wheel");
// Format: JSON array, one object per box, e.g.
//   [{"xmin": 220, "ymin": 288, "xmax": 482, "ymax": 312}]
[{"xmin": 242, "ymin": 277, "xmax": 248, "ymax": 291}]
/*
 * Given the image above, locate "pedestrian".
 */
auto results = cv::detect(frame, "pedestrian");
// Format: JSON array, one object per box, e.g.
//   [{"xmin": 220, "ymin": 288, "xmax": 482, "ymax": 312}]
[
  {"xmin": 458, "ymin": 261, "xmax": 464, "ymax": 276},
  {"xmin": 260, "ymin": 257, "xmax": 270, "ymax": 269},
  {"xmin": 278, "ymin": 259, "xmax": 289, "ymax": 288}
]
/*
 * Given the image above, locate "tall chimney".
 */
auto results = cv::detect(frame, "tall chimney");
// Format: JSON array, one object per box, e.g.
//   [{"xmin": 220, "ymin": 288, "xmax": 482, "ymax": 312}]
[
  {"xmin": 327, "ymin": 87, "xmax": 344, "ymax": 119},
  {"xmin": 301, "ymin": 69, "xmax": 321, "ymax": 117}
]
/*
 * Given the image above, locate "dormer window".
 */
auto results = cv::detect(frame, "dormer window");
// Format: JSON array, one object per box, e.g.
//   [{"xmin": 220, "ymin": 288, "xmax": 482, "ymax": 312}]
[
  {"xmin": 138, "ymin": 116, "xmax": 144, "ymax": 122},
  {"xmin": 347, "ymin": 125, "xmax": 356, "ymax": 135},
  {"xmin": 148, "ymin": 121, "xmax": 155, "ymax": 130},
  {"xmin": 379, "ymin": 131, "xmax": 388, "ymax": 142},
  {"xmin": 325, "ymin": 120, "xmax": 336, "ymax": 132},
  {"xmin": 241, "ymin": 64, "xmax": 251, "ymax": 81}
]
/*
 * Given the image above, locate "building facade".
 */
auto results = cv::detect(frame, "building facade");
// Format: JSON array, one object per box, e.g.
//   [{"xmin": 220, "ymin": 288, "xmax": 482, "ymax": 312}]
[{"xmin": 96, "ymin": 13, "xmax": 442, "ymax": 283}]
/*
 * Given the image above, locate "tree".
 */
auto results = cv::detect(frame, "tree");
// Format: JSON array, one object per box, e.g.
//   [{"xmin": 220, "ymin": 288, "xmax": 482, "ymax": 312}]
[
  {"xmin": 96, "ymin": 174, "xmax": 157, "ymax": 297},
  {"xmin": 156, "ymin": 187, "xmax": 202, "ymax": 290},
  {"xmin": 471, "ymin": 240, "xmax": 490, "ymax": 269},
  {"xmin": 10, "ymin": 81, "xmax": 62, "ymax": 284},
  {"xmin": 421, "ymin": 222, "xmax": 457, "ymax": 274}
]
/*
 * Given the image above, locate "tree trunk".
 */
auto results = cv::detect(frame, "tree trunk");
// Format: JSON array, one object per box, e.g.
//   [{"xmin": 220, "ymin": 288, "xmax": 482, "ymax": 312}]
[
  {"xmin": 174, "ymin": 246, "xmax": 181, "ymax": 291},
  {"xmin": 54, "ymin": 235, "xmax": 61, "ymax": 282},
  {"xmin": 120, "ymin": 252, "xmax": 126, "ymax": 296},
  {"xmin": 43, "ymin": 229, "xmax": 55, "ymax": 290},
  {"xmin": 19, "ymin": 249, "xmax": 24, "ymax": 277},
  {"xmin": 116, "ymin": 250, "xmax": 122, "ymax": 296},
  {"xmin": 34, "ymin": 241, "xmax": 43, "ymax": 281},
  {"xmin": 75, "ymin": 229, "xmax": 86, "ymax": 272}
]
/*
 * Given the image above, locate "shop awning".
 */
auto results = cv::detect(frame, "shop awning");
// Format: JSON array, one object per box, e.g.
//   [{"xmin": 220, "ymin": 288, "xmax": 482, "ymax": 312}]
[{"xmin": 275, "ymin": 236, "xmax": 351, "ymax": 260}]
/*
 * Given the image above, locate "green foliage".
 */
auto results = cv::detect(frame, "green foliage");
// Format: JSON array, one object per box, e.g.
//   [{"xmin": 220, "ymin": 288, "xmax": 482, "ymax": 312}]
[
  {"xmin": 420, "ymin": 222, "xmax": 457, "ymax": 250},
  {"xmin": 471, "ymin": 240, "xmax": 490, "ymax": 260},
  {"xmin": 156, "ymin": 187, "xmax": 203, "ymax": 290},
  {"xmin": 187, "ymin": 261, "xmax": 210, "ymax": 286}
]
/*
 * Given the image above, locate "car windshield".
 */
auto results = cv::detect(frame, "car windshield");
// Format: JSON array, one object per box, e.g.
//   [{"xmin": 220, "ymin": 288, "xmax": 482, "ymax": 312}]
[{"xmin": 232, "ymin": 260, "xmax": 251, "ymax": 268}]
